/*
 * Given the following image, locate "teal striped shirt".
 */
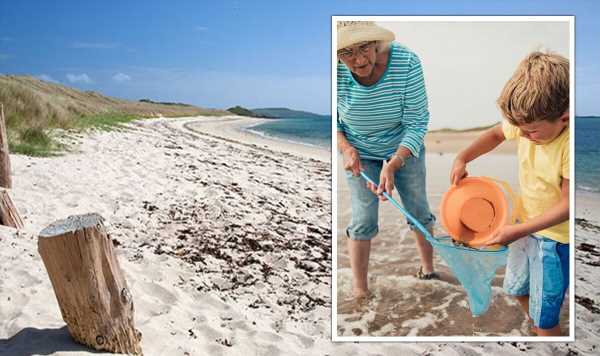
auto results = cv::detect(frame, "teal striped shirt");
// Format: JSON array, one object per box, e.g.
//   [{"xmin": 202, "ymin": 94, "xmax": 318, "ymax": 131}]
[{"xmin": 337, "ymin": 42, "xmax": 430, "ymax": 160}]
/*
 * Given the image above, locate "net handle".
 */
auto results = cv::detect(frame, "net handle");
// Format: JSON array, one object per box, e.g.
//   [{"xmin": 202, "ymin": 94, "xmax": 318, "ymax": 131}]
[
  {"xmin": 359, "ymin": 171, "xmax": 508, "ymax": 253},
  {"xmin": 359, "ymin": 171, "xmax": 433, "ymax": 240}
]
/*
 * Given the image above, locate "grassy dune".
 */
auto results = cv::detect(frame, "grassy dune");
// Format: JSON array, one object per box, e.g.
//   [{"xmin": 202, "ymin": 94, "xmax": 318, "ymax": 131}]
[{"xmin": 0, "ymin": 75, "xmax": 228, "ymax": 156}]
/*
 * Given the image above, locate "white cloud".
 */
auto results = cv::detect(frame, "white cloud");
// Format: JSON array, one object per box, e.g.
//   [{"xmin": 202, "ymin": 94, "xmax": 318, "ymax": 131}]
[
  {"xmin": 66, "ymin": 73, "xmax": 93, "ymax": 84},
  {"xmin": 112, "ymin": 72, "xmax": 131, "ymax": 82},
  {"xmin": 37, "ymin": 74, "xmax": 59, "ymax": 83},
  {"xmin": 194, "ymin": 26, "xmax": 208, "ymax": 32},
  {"xmin": 70, "ymin": 42, "xmax": 119, "ymax": 49}
]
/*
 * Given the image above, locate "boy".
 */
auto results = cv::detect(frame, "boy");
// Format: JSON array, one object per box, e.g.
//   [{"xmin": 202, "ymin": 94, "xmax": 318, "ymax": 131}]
[{"xmin": 450, "ymin": 51, "xmax": 570, "ymax": 336}]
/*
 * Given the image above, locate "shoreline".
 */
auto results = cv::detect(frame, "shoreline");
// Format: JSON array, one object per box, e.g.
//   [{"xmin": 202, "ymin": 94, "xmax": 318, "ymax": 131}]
[
  {"xmin": 425, "ymin": 130, "xmax": 517, "ymax": 154},
  {"xmin": 576, "ymin": 189, "xmax": 600, "ymax": 224},
  {"xmin": 185, "ymin": 115, "xmax": 331, "ymax": 162}
]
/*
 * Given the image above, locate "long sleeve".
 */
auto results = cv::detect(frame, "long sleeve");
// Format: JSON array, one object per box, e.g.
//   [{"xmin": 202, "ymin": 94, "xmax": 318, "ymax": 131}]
[
  {"xmin": 399, "ymin": 53, "xmax": 430, "ymax": 157},
  {"xmin": 336, "ymin": 112, "xmax": 345, "ymax": 132}
]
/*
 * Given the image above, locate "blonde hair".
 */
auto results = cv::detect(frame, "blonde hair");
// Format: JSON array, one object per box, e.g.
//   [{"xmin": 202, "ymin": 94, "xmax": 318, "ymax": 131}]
[{"xmin": 497, "ymin": 51, "xmax": 569, "ymax": 125}]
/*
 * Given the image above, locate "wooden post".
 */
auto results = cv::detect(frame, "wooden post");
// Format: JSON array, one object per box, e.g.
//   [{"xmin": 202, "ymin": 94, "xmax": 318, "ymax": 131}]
[
  {"xmin": 38, "ymin": 213, "xmax": 142, "ymax": 355},
  {"xmin": 0, "ymin": 188, "xmax": 24, "ymax": 228},
  {"xmin": 0, "ymin": 103, "xmax": 11, "ymax": 189}
]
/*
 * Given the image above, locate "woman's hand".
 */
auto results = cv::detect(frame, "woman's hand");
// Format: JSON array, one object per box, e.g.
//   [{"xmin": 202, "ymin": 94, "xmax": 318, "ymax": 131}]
[
  {"xmin": 450, "ymin": 158, "xmax": 468, "ymax": 185},
  {"xmin": 342, "ymin": 145, "xmax": 362, "ymax": 176},
  {"xmin": 367, "ymin": 158, "xmax": 402, "ymax": 201}
]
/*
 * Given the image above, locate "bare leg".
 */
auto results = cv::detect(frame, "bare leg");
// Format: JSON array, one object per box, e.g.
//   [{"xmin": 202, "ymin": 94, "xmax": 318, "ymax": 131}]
[
  {"xmin": 514, "ymin": 295, "xmax": 538, "ymax": 334},
  {"xmin": 414, "ymin": 228, "xmax": 434, "ymax": 274},
  {"xmin": 536, "ymin": 325, "xmax": 562, "ymax": 336},
  {"xmin": 515, "ymin": 295, "xmax": 530, "ymax": 314},
  {"xmin": 348, "ymin": 239, "xmax": 371, "ymax": 298}
]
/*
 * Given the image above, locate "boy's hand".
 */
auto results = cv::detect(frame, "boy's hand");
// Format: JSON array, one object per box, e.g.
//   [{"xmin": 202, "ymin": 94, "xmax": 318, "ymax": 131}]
[
  {"xmin": 482, "ymin": 224, "xmax": 525, "ymax": 246},
  {"xmin": 450, "ymin": 158, "xmax": 468, "ymax": 185},
  {"xmin": 342, "ymin": 146, "xmax": 362, "ymax": 176}
]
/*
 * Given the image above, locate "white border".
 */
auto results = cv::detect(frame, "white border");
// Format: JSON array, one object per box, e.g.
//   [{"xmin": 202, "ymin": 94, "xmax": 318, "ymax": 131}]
[{"xmin": 331, "ymin": 15, "xmax": 575, "ymax": 343}]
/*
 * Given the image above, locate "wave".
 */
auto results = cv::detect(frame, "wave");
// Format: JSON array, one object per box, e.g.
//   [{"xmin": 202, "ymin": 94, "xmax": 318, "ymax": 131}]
[
  {"xmin": 244, "ymin": 128, "xmax": 329, "ymax": 149},
  {"xmin": 576, "ymin": 184, "xmax": 600, "ymax": 193}
]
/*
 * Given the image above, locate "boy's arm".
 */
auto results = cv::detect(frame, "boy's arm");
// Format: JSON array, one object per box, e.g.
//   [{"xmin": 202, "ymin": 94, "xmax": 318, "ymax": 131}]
[
  {"xmin": 450, "ymin": 124, "xmax": 506, "ymax": 185},
  {"xmin": 483, "ymin": 177, "xmax": 570, "ymax": 246}
]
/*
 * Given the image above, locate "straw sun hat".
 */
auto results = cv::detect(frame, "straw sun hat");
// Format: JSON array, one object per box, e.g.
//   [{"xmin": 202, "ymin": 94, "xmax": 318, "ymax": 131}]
[{"xmin": 337, "ymin": 21, "xmax": 395, "ymax": 50}]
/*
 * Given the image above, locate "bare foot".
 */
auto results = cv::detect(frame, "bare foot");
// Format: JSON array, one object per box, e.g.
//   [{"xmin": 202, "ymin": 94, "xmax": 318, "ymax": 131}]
[
  {"xmin": 353, "ymin": 288, "xmax": 370, "ymax": 299},
  {"xmin": 352, "ymin": 290, "xmax": 374, "ymax": 312},
  {"xmin": 530, "ymin": 326, "xmax": 538, "ymax": 335}
]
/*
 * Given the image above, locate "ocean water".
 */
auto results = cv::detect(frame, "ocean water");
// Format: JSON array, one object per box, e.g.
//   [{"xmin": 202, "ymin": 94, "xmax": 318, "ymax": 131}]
[
  {"xmin": 247, "ymin": 117, "xmax": 331, "ymax": 148},
  {"xmin": 575, "ymin": 117, "xmax": 600, "ymax": 193}
]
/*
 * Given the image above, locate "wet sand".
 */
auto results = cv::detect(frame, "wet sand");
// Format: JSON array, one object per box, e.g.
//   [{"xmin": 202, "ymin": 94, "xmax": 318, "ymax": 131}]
[{"xmin": 336, "ymin": 148, "xmax": 571, "ymax": 337}]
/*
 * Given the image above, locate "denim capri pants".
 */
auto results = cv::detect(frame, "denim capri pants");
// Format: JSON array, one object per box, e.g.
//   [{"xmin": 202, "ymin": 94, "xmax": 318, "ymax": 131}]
[{"xmin": 345, "ymin": 147, "xmax": 436, "ymax": 240}]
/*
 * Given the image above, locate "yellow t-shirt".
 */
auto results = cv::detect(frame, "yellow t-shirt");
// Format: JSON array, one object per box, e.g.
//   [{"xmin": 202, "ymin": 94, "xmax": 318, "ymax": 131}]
[{"xmin": 502, "ymin": 120, "xmax": 570, "ymax": 243}]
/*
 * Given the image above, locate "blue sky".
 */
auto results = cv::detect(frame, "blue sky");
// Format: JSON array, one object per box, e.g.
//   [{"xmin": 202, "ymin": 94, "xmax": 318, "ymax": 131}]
[{"xmin": 1, "ymin": 0, "xmax": 599, "ymax": 116}]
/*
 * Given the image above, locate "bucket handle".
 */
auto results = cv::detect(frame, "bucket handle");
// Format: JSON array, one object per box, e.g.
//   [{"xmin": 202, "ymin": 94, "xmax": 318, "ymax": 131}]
[{"xmin": 482, "ymin": 176, "xmax": 523, "ymax": 224}]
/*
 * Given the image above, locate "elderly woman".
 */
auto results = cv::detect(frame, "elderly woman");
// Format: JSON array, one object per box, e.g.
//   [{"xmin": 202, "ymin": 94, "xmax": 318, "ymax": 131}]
[{"xmin": 337, "ymin": 21, "xmax": 437, "ymax": 299}]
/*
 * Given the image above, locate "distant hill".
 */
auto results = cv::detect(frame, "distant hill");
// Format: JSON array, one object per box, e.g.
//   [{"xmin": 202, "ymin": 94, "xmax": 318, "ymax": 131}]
[
  {"xmin": 0, "ymin": 75, "xmax": 227, "ymax": 127},
  {"xmin": 251, "ymin": 107, "xmax": 329, "ymax": 119},
  {"xmin": 0, "ymin": 75, "xmax": 229, "ymax": 155},
  {"xmin": 226, "ymin": 105, "xmax": 273, "ymax": 118}
]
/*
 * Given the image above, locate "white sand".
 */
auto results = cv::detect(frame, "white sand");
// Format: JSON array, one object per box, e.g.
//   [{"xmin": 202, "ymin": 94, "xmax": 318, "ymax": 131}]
[
  {"xmin": 1, "ymin": 116, "xmax": 331, "ymax": 355},
  {"xmin": 0, "ymin": 116, "xmax": 598, "ymax": 355}
]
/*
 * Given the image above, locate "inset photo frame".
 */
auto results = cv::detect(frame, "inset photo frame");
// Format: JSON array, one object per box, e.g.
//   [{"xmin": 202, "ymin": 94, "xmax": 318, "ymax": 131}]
[{"xmin": 332, "ymin": 15, "xmax": 574, "ymax": 342}]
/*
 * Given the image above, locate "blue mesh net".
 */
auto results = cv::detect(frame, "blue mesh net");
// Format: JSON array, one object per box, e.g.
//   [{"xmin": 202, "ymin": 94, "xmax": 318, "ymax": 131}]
[
  {"xmin": 359, "ymin": 172, "xmax": 508, "ymax": 316},
  {"xmin": 426, "ymin": 236, "xmax": 507, "ymax": 316}
]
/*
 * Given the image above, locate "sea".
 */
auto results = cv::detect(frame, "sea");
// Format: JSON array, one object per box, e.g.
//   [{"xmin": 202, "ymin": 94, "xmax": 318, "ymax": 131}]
[
  {"xmin": 247, "ymin": 116, "xmax": 595, "ymax": 190},
  {"xmin": 576, "ymin": 116, "xmax": 600, "ymax": 194},
  {"xmin": 246, "ymin": 116, "xmax": 331, "ymax": 148}
]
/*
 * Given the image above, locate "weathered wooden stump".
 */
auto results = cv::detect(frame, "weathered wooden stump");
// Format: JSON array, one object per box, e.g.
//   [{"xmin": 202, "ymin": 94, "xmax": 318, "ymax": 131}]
[
  {"xmin": 0, "ymin": 103, "xmax": 11, "ymax": 189},
  {"xmin": 38, "ymin": 213, "xmax": 142, "ymax": 355},
  {"xmin": 0, "ymin": 188, "xmax": 24, "ymax": 229}
]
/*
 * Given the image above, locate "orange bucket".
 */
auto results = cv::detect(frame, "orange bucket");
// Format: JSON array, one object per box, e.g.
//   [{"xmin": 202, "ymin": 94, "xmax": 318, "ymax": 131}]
[{"xmin": 440, "ymin": 177, "xmax": 520, "ymax": 247}]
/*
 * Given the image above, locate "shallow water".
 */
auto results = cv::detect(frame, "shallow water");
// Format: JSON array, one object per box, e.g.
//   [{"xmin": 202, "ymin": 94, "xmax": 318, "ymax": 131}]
[
  {"xmin": 247, "ymin": 117, "xmax": 331, "ymax": 148},
  {"xmin": 336, "ymin": 153, "xmax": 570, "ymax": 337}
]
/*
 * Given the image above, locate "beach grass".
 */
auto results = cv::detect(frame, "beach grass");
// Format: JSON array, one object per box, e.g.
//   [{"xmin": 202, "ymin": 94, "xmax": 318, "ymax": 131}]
[
  {"xmin": 1, "ymin": 74, "xmax": 229, "ymax": 156},
  {"xmin": 72, "ymin": 112, "xmax": 140, "ymax": 130},
  {"xmin": 7, "ymin": 113, "xmax": 141, "ymax": 156},
  {"xmin": 8, "ymin": 127, "xmax": 60, "ymax": 157}
]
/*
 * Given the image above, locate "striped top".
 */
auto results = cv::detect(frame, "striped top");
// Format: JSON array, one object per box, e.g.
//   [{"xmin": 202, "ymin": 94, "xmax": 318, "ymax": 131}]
[{"xmin": 337, "ymin": 42, "xmax": 430, "ymax": 160}]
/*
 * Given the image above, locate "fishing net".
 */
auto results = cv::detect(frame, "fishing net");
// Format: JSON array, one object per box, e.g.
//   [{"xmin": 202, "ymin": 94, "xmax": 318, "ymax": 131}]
[
  {"xmin": 426, "ymin": 236, "xmax": 507, "ymax": 316},
  {"xmin": 359, "ymin": 172, "xmax": 508, "ymax": 316}
]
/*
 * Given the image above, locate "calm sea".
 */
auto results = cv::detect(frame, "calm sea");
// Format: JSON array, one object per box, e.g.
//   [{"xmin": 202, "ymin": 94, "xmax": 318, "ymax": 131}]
[
  {"xmin": 576, "ymin": 117, "xmax": 600, "ymax": 193},
  {"xmin": 247, "ymin": 116, "xmax": 331, "ymax": 148}
]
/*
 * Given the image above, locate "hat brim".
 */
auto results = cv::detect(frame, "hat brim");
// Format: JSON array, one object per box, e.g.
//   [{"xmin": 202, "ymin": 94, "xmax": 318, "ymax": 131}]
[{"xmin": 337, "ymin": 25, "xmax": 395, "ymax": 50}]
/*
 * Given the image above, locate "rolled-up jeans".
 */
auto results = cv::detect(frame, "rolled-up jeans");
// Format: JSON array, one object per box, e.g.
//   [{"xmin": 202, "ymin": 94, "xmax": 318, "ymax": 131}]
[{"xmin": 345, "ymin": 148, "xmax": 436, "ymax": 240}]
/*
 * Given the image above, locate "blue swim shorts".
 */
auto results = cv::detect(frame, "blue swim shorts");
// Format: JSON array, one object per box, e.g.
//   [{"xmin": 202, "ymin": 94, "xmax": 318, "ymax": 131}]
[
  {"xmin": 344, "ymin": 148, "xmax": 436, "ymax": 241},
  {"xmin": 503, "ymin": 234, "xmax": 570, "ymax": 329}
]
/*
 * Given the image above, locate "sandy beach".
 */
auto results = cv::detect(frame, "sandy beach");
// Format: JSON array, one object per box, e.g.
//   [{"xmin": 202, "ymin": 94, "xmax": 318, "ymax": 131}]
[
  {"xmin": 1, "ymin": 115, "xmax": 333, "ymax": 355},
  {"xmin": 0, "ymin": 116, "xmax": 598, "ymax": 355},
  {"xmin": 336, "ymin": 131, "xmax": 600, "ymax": 353},
  {"xmin": 425, "ymin": 129, "xmax": 517, "ymax": 155}
]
